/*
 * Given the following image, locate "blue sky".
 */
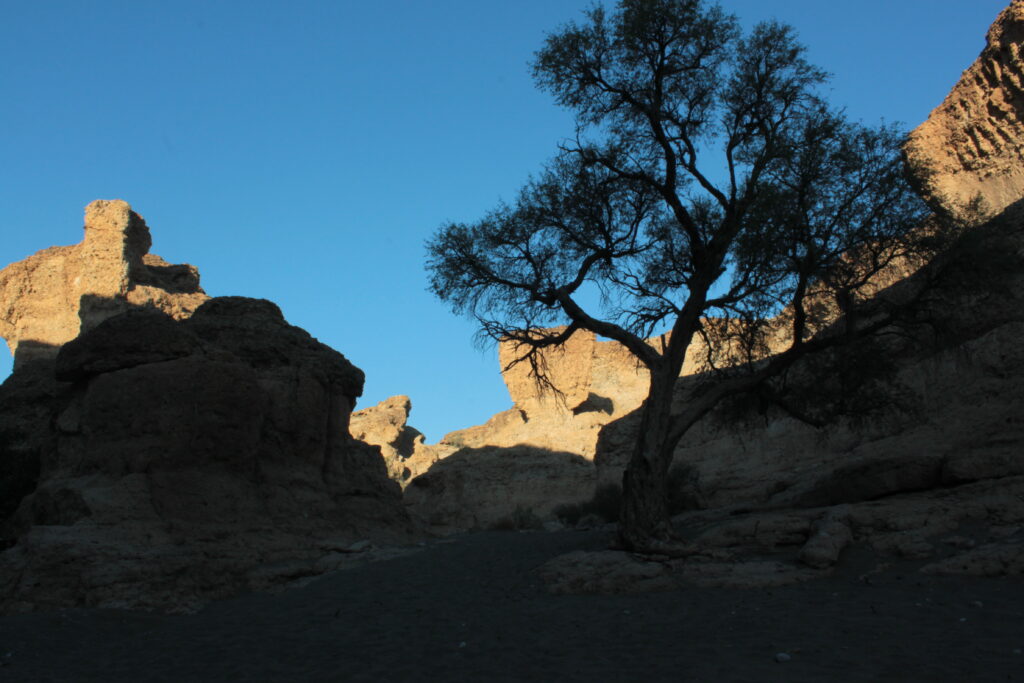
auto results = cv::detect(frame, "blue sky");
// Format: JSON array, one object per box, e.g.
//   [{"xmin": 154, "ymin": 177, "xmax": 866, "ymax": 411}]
[{"xmin": 0, "ymin": 0, "xmax": 1010, "ymax": 441}]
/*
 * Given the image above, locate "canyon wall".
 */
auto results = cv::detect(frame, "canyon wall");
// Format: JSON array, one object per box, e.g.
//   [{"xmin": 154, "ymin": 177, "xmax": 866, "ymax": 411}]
[{"xmin": 904, "ymin": 0, "xmax": 1024, "ymax": 222}]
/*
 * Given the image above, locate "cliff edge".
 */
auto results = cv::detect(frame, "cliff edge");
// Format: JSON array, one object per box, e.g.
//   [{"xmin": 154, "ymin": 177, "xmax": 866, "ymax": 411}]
[{"xmin": 905, "ymin": 0, "xmax": 1024, "ymax": 221}]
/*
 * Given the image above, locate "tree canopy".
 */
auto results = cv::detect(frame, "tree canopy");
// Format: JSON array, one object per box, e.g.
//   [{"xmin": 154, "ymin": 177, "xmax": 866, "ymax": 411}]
[{"xmin": 426, "ymin": 0, "xmax": 935, "ymax": 551}]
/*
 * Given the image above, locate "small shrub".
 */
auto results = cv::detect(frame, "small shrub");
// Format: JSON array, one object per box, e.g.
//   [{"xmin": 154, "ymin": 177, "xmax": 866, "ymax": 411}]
[
  {"xmin": 551, "ymin": 501, "xmax": 582, "ymax": 527},
  {"xmin": 553, "ymin": 483, "xmax": 622, "ymax": 527},
  {"xmin": 490, "ymin": 505, "xmax": 543, "ymax": 531}
]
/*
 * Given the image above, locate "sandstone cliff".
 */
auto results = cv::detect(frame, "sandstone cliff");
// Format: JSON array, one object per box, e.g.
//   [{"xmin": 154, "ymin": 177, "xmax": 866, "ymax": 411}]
[
  {"xmin": 0, "ymin": 200, "xmax": 208, "ymax": 369},
  {"xmin": 905, "ymin": 0, "xmax": 1024, "ymax": 222}
]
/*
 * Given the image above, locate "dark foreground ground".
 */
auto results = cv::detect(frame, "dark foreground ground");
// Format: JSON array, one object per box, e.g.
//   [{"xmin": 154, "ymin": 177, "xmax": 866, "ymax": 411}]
[{"xmin": 0, "ymin": 529, "xmax": 1021, "ymax": 683}]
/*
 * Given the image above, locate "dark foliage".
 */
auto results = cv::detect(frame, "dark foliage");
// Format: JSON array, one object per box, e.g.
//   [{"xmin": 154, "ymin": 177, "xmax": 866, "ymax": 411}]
[{"xmin": 426, "ymin": 0, "xmax": 937, "ymax": 548}]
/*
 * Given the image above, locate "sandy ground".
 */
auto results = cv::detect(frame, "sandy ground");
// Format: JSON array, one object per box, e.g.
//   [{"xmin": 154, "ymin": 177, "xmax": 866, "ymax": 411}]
[{"xmin": 0, "ymin": 528, "xmax": 1021, "ymax": 683}]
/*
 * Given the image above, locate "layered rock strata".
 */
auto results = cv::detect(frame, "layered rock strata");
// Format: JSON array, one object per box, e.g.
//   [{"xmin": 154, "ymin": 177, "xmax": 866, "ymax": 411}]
[{"xmin": 904, "ymin": 0, "xmax": 1024, "ymax": 222}]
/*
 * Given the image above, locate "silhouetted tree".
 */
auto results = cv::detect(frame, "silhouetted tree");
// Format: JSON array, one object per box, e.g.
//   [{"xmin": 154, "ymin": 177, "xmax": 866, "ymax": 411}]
[{"xmin": 426, "ymin": 0, "xmax": 936, "ymax": 552}]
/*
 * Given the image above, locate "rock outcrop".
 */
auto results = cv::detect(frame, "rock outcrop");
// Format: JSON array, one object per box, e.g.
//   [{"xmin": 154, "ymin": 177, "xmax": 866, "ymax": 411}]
[
  {"xmin": 0, "ymin": 298, "xmax": 414, "ymax": 613},
  {"xmin": 0, "ymin": 200, "xmax": 417, "ymax": 612},
  {"xmin": 350, "ymin": 395, "xmax": 443, "ymax": 485},
  {"xmin": 0, "ymin": 200, "xmax": 208, "ymax": 370},
  {"xmin": 443, "ymin": 328, "xmax": 652, "ymax": 459},
  {"xmin": 395, "ymin": 329, "xmax": 658, "ymax": 530},
  {"xmin": 905, "ymin": 0, "xmax": 1024, "ymax": 222}
]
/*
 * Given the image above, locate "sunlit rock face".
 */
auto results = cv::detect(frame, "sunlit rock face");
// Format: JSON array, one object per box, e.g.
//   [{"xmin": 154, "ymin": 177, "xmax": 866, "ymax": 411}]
[
  {"xmin": 462, "ymin": 327, "xmax": 652, "ymax": 458},
  {"xmin": 905, "ymin": 0, "xmax": 1024, "ymax": 222},
  {"xmin": 350, "ymin": 395, "xmax": 445, "ymax": 486},
  {"xmin": 0, "ymin": 199, "xmax": 208, "ymax": 370}
]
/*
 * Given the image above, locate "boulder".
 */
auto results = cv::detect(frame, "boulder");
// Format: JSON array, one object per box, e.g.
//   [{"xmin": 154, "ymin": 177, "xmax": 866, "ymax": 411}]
[
  {"xmin": 798, "ymin": 508, "xmax": 854, "ymax": 569},
  {"xmin": 437, "ymin": 328, "xmax": 653, "ymax": 460},
  {"xmin": 0, "ymin": 296, "xmax": 413, "ymax": 614}
]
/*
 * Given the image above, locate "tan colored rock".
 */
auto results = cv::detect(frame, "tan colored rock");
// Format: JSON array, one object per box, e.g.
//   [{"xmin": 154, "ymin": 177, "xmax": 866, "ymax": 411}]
[
  {"xmin": 0, "ymin": 200, "xmax": 208, "ymax": 369},
  {"xmin": 472, "ymin": 327, "xmax": 652, "ymax": 458},
  {"xmin": 350, "ymin": 395, "xmax": 446, "ymax": 486},
  {"xmin": 500, "ymin": 327, "xmax": 595, "ymax": 410},
  {"xmin": 905, "ymin": 1, "xmax": 1024, "ymax": 222},
  {"xmin": 398, "ymin": 327, "xmax": 662, "ymax": 531}
]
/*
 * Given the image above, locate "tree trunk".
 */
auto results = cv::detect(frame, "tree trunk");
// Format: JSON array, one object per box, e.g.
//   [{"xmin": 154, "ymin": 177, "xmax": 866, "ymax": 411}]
[{"xmin": 617, "ymin": 370, "xmax": 679, "ymax": 552}]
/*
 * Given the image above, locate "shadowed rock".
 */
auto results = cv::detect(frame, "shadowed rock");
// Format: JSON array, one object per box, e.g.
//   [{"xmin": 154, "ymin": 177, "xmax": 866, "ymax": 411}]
[{"xmin": 0, "ymin": 294, "xmax": 413, "ymax": 613}]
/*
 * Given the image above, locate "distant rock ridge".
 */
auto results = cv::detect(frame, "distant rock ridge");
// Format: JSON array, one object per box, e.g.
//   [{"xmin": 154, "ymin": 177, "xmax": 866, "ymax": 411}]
[
  {"xmin": 904, "ymin": 0, "xmax": 1024, "ymax": 221},
  {"xmin": 0, "ymin": 199, "xmax": 208, "ymax": 369}
]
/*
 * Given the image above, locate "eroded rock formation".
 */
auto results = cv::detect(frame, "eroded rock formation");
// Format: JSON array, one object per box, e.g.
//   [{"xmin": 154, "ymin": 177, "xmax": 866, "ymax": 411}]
[
  {"xmin": 454, "ymin": 328, "xmax": 652, "ymax": 457},
  {"xmin": 0, "ymin": 202, "xmax": 418, "ymax": 612},
  {"xmin": 395, "ymin": 329, "xmax": 659, "ymax": 530},
  {"xmin": 0, "ymin": 298, "xmax": 414, "ymax": 613},
  {"xmin": 905, "ymin": 0, "xmax": 1024, "ymax": 222},
  {"xmin": 350, "ymin": 395, "xmax": 443, "ymax": 485},
  {"xmin": 0, "ymin": 199, "xmax": 208, "ymax": 369}
]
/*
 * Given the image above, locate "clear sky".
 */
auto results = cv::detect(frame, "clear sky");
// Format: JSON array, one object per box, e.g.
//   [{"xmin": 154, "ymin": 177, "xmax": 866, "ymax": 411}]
[{"xmin": 0, "ymin": 0, "xmax": 1010, "ymax": 441}]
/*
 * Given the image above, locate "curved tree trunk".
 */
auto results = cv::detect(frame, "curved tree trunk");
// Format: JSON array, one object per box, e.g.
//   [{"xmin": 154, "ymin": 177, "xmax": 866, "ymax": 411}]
[{"xmin": 617, "ymin": 370, "xmax": 679, "ymax": 551}]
